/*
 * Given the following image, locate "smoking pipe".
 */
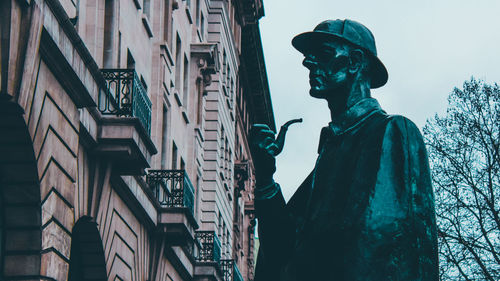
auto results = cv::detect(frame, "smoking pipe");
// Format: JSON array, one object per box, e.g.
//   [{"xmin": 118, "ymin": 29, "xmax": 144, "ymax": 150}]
[{"xmin": 268, "ymin": 118, "xmax": 303, "ymax": 156}]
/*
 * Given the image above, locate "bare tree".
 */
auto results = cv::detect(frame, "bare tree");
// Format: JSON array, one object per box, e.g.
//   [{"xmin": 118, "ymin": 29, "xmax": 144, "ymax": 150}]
[{"xmin": 423, "ymin": 78, "xmax": 500, "ymax": 281}]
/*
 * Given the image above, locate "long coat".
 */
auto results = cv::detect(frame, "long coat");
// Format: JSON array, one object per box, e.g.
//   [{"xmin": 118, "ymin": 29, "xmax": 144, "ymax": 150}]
[{"xmin": 254, "ymin": 98, "xmax": 438, "ymax": 281}]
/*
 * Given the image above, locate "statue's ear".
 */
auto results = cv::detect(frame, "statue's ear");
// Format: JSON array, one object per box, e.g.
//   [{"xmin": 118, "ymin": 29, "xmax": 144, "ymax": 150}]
[{"xmin": 348, "ymin": 49, "xmax": 364, "ymax": 74}]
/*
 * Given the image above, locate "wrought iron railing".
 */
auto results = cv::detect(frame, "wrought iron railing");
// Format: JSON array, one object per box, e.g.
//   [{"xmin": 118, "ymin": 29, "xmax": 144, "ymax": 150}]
[
  {"xmin": 146, "ymin": 170, "xmax": 195, "ymax": 215},
  {"xmin": 100, "ymin": 69, "xmax": 152, "ymax": 135},
  {"xmin": 195, "ymin": 231, "xmax": 221, "ymax": 262},
  {"xmin": 220, "ymin": 259, "xmax": 244, "ymax": 281}
]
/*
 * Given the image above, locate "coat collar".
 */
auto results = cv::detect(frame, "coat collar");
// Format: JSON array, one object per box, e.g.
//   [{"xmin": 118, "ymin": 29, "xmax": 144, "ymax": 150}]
[
  {"xmin": 318, "ymin": 98, "xmax": 384, "ymax": 153},
  {"xmin": 329, "ymin": 97, "xmax": 383, "ymax": 135}
]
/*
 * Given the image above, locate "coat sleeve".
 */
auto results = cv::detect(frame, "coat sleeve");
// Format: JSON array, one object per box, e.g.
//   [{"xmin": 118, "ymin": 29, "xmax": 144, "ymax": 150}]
[
  {"xmin": 358, "ymin": 116, "xmax": 439, "ymax": 280},
  {"xmin": 254, "ymin": 173, "xmax": 313, "ymax": 281}
]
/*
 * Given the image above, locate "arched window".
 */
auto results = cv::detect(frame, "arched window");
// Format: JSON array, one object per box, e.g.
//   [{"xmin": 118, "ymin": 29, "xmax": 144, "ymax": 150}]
[{"xmin": 68, "ymin": 216, "xmax": 107, "ymax": 281}]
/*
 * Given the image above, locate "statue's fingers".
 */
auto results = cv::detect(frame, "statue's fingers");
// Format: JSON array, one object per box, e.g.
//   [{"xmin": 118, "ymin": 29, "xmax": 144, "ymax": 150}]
[
  {"xmin": 250, "ymin": 124, "xmax": 271, "ymax": 137},
  {"xmin": 259, "ymin": 136, "xmax": 275, "ymax": 149},
  {"xmin": 251, "ymin": 124, "xmax": 271, "ymax": 131},
  {"xmin": 250, "ymin": 127, "xmax": 274, "ymax": 143},
  {"xmin": 265, "ymin": 143, "xmax": 279, "ymax": 155},
  {"xmin": 258, "ymin": 129, "xmax": 276, "ymax": 140},
  {"xmin": 250, "ymin": 124, "xmax": 270, "ymax": 142}
]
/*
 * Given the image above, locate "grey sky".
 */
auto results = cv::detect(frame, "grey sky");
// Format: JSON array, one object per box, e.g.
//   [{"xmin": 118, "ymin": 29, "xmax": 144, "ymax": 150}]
[{"xmin": 259, "ymin": 0, "xmax": 500, "ymax": 201}]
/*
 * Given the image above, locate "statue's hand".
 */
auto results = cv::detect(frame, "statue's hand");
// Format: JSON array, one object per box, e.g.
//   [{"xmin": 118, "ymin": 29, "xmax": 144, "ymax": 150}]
[{"xmin": 249, "ymin": 124, "xmax": 277, "ymax": 186}]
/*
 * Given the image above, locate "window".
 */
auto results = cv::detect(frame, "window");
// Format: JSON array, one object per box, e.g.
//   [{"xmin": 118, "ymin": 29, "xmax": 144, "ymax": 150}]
[
  {"xmin": 180, "ymin": 158, "xmax": 185, "ymax": 171},
  {"xmin": 117, "ymin": 32, "xmax": 122, "ymax": 67},
  {"xmin": 195, "ymin": 0, "xmax": 200, "ymax": 26},
  {"xmin": 195, "ymin": 172, "xmax": 201, "ymax": 218},
  {"xmin": 226, "ymin": 228, "xmax": 230, "ymax": 256},
  {"xmin": 230, "ymin": 78, "xmax": 234, "ymax": 101},
  {"xmin": 228, "ymin": 148, "xmax": 232, "ymax": 181},
  {"xmin": 103, "ymin": 0, "xmax": 117, "ymax": 68},
  {"xmin": 143, "ymin": 0, "xmax": 151, "ymax": 19},
  {"xmin": 233, "ymin": 194, "xmax": 240, "ymax": 223},
  {"xmin": 183, "ymin": 54, "xmax": 189, "ymax": 106},
  {"xmin": 235, "ymin": 135, "xmax": 239, "ymax": 157},
  {"xmin": 175, "ymin": 34, "xmax": 182, "ymax": 94},
  {"xmin": 225, "ymin": 138, "xmax": 229, "ymax": 172},
  {"xmin": 172, "ymin": 142, "xmax": 178, "ymax": 169},
  {"xmin": 222, "ymin": 50, "xmax": 227, "ymax": 77},
  {"xmin": 163, "ymin": 0, "xmax": 173, "ymax": 45},
  {"xmin": 196, "ymin": 79, "xmax": 203, "ymax": 124},
  {"xmin": 161, "ymin": 106, "xmax": 169, "ymax": 168},
  {"xmin": 220, "ymin": 125, "xmax": 225, "ymax": 161},
  {"xmin": 218, "ymin": 212, "xmax": 223, "ymax": 239},
  {"xmin": 200, "ymin": 13, "xmax": 205, "ymax": 39},
  {"xmin": 222, "ymin": 222, "xmax": 227, "ymax": 256}
]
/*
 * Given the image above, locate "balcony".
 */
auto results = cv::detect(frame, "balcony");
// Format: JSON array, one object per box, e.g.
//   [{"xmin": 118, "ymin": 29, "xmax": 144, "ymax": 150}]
[
  {"xmin": 95, "ymin": 69, "xmax": 156, "ymax": 174},
  {"xmin": 195, "ymin": 231, "xmax": 221, "ymax": 263},
  {"xmin": 147, "ymin": 170, "xmax": 198, "ymax": 245},
  {"xmin": 100, "ymin": 69, "xmax": 152, "ymax": 135},
  {"xmin": 220, "ymin": 259, "xmax": 244, "ymax": 281},
  {"xmin": 147, "ymin": 170, "xmax": 195, "ymax": 213},
  {"xmin": 194, "ymin": 231, "xmax": 223, "ymax": 281}
]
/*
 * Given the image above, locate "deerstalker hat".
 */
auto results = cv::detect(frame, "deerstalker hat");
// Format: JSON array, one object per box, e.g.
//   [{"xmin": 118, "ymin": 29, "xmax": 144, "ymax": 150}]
[{"xmin": 292, "ymin": 19, "xmax": 388, "ymax": 88}]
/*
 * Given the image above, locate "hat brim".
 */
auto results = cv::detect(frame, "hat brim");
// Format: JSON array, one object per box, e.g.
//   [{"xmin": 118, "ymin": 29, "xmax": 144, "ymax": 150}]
[{"xmin": 292, "ymin": 31, "xmax": 388, "ymax": 89}]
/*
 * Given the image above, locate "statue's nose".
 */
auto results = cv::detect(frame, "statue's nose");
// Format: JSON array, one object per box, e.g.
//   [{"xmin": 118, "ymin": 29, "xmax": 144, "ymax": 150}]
[{"xmin": 302, "ymin": 55, "xmax": 318, "ymax": 70}]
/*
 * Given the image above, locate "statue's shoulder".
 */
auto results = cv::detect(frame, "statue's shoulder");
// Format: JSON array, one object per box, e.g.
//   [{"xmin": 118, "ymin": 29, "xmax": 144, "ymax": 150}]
[
  {"xmin": 384, "ymin": 114, "xmax": 425, "ymax": 143},
  {"xmin": 385, "ymin": 114, "xmax": 420, "ymax": 130}
]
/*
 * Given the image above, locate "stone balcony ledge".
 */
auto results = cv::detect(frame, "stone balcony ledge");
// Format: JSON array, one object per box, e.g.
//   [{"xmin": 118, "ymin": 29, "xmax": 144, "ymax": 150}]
[
  {"xmin": 96, "ymin": 116, "xmax": 157, "ymax": 175},
  {"xmin": 158, "ymin": 207, "xmax": 199, "ymax": 245},
  {"xmin": 193, "ymin": 261, "xmax": 223, "ymax": 281}
]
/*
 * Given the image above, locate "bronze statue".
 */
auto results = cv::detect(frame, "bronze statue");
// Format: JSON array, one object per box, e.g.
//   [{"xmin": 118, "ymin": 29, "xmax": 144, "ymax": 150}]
[{"xmin": 250, "ymin": 19, "xmax": 438, "ymax": 281}]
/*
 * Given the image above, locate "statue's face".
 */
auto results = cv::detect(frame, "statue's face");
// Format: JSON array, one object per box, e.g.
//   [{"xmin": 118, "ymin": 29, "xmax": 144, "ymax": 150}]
[{"xmin": 302, "ymin": 41, "xmax": 351, "ymax": 100}]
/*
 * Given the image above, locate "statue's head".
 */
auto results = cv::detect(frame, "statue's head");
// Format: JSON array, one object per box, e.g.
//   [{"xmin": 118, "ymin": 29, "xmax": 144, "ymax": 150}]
[{"xmin": 292, "ymin": 19, "xmax": 388, "ymax": 100}]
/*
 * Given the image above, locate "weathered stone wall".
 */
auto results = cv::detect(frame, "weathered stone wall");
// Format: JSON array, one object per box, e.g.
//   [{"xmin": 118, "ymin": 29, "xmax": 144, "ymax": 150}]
[{"xmin": 1, "ymin": 0, "xmax": 271, "ymax": 280}]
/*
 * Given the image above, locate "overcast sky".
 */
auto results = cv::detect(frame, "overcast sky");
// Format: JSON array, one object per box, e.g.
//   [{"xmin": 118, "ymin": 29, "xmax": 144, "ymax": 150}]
[{"xmin": 259, "ymin": 0, "xmax": 500, "ymax": 201}]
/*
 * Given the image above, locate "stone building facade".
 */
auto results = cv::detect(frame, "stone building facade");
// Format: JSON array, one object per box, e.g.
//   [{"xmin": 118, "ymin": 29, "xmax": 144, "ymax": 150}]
[{"xmin": 0, "ymin": 0, "xmax": 274, "ymax": 280}]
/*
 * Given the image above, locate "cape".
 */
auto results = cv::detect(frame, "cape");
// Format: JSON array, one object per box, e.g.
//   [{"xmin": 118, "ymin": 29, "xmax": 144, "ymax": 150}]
[{"xmin": 254, "ymin": 98, "xmax": 439, "ymax": 281}]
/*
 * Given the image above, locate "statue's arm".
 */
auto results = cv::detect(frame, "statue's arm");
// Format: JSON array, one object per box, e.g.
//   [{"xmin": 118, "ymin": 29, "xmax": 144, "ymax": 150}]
[
  {"xmin": 253, "ymin": 185, "xmax": 291, "ymax": 281},
  {"xmin": 361, "ymin": 116, "xmax": 438, "ymax": 280},
  {"xmin": 254, "ymin": 173, "xmax": 313, "ymax": 280}
]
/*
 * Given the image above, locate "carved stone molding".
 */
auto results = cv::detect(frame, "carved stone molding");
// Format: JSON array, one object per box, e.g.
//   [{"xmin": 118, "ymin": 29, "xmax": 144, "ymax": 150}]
[{"xmin": 191, "ymin": 43, "xmax": 219, "ymax": 92}]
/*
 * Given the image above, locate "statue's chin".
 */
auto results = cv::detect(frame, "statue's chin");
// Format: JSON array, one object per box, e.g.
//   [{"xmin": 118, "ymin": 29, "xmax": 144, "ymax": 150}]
[{"xmin": 309, "ymin": 88, "xmax": 328, "ymax": 99}]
